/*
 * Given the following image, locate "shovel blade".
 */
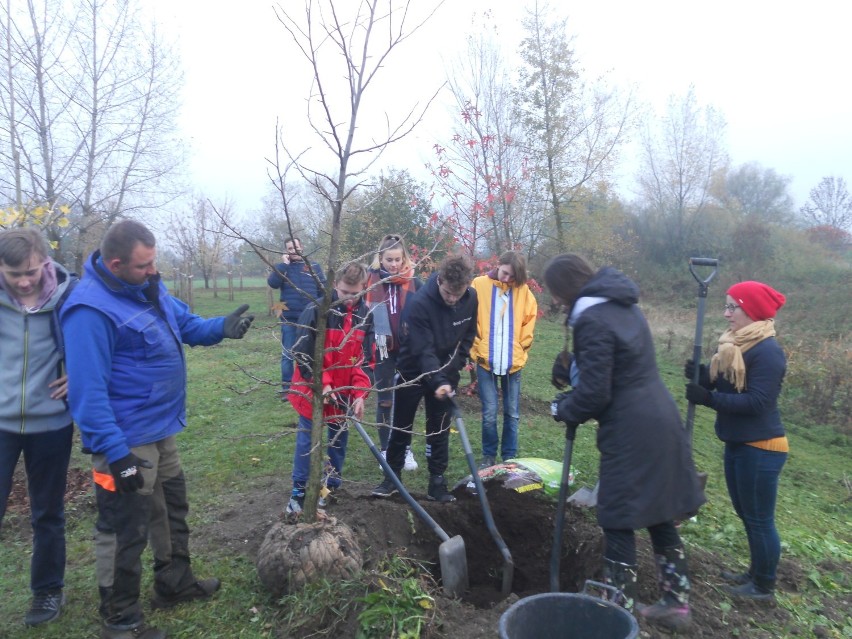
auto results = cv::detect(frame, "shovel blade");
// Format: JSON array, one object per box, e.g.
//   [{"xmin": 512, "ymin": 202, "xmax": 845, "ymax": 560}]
[
  {"xmin": 567, "ymin": 481, "xmax": 599, "ymax": 507},
  {"xmin": 439, "ymin": 535, "xmax": 469, "ymax": 598}
]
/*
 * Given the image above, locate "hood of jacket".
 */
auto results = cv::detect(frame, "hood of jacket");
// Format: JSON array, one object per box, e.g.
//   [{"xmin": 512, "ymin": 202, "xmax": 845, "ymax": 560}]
[{"xmin": 578, "ymin": 267, "xmax": 639, "ymax": 307}]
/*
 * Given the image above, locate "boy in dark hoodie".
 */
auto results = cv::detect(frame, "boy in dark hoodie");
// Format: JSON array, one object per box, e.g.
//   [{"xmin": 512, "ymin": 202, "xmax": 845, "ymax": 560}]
[{"xmin": 371, "ymin": 254, "xmax": 477, "ymax": 503}]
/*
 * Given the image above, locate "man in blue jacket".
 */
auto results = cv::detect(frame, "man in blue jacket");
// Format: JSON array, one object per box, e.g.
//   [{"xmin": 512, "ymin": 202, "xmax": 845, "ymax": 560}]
[
  {"xmin": 267, "ymin": 237, "xmax": 327, "ymax": 394},
  {"xmin": 61, "ymin": 220, "xmax": 254, "ymax": 639}
]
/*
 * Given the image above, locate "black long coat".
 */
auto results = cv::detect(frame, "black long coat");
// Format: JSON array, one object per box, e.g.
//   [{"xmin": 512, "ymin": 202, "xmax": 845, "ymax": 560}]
[{"xmin": 557, "ymin": 268, "xmax": 705, "ymax": 530}]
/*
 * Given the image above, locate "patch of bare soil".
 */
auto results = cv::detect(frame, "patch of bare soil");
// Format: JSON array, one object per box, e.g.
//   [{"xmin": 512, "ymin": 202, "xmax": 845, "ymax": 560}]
[{"xmin": 204, "ymin": 472, "xmax": 844, "ymax": 639}]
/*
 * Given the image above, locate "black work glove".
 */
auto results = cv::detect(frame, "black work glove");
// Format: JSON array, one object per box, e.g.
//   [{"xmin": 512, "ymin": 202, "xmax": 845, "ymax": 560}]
[
  {"xmin": 223, "ymin": 304, "xmax": 254, "ymax": 339},
  {"xmin": 109, "ymin": 453, "xmax": 153, "ymax": 493},
  {"xmin": 551, "ymin": 352, "xmax": 574, "ymax": 390},
  {"xmin": 684, "ymin": 359, "xmax": 712, "ymax": 388},
  {"xmin": 685, "ymin": 382, "xmax": 714, "ymax": 407},
  {"xmin": 551, "ymin": 392, "xmax": 575, "ymax": 422}
]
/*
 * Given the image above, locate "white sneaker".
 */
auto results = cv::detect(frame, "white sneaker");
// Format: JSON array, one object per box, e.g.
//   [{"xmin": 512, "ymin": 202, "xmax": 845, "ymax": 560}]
[
  {"xmin": 285, "ymin": 495, "xmax": 304, "ymax": 514},
  {"xmin": 403, "ymin": 447, "xmax": 418, "ymax": 472},
  {"xmin": 378, "ymin": 449, "xmax": 387, "ymax": 471}
]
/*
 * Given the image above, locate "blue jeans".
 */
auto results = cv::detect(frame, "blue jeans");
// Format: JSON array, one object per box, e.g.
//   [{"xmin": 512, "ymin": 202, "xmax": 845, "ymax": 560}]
[
  {"xmin": 280, "ymin": 322, "xmax": 298, "ymax": 387},
  {"xmin": 0, "ymin": 424, "xmax": 73, "ymax": 593},
  {"xmin": 476, "ymin": 365, "xmax": 521, "ymax": 460},
  {"xmin": 724, "ymin": 442, "xmax": 787, "ymax": 589},
  {"xmin": 291, "ymin": 414, "xmax": 349, "ymax": 493}
]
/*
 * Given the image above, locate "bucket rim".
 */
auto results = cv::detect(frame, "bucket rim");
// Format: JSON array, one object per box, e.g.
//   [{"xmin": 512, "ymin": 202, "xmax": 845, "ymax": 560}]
[{"xmin": 499, "ymin": 591, "xmax": 639, "ymax": 639}]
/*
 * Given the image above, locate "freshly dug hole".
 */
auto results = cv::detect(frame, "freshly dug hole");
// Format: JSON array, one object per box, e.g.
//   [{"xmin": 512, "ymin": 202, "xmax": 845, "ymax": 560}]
[{"xmin": 256, "ymin": 517, "xmax": 362, "ymax": 597}]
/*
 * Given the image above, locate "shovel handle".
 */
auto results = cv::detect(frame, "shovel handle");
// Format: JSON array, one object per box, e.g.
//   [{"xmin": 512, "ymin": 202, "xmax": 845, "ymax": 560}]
[
  {"xmin": 350, "ymin": 419, "xmax": 451, "ymax": 543},
  {"xmin": 689, "ymin": 257, "xmax": 718, "ymax": 267},
  {"xmin": 688, "ymin": 257, "xmax": 719, "ymax": 296}
]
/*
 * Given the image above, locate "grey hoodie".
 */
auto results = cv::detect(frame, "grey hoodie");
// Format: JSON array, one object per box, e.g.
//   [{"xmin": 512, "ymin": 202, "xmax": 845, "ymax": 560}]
[{"xmin": 0, "ymin": 260, "xmax": 75, "ymax": 435}]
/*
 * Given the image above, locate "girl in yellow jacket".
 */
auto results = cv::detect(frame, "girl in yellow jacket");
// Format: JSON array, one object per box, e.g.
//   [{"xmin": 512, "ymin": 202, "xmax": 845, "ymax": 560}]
[{"xmin": 470, "ymin": 251, "xmax": 538, "ymax": 466}]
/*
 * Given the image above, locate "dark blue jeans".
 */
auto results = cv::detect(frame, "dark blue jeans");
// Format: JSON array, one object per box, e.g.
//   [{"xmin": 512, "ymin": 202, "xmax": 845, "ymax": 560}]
[
  {"xmin": 291, "ymin": 414, "xmax": 349, "ymax": 494},
  {"xmin": 724, "ymin": 442, "xmax": 787, "ymax": 589},
  {"xmin": 280, "ymin": 322, "xmax": 299, "ymax": 387},
  {"xmin": 0, "ymin": 424, "xmax": 73, "ymax": 593}
]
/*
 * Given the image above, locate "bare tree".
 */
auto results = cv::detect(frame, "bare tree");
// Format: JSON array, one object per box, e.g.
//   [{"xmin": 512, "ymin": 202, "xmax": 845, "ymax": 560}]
[
  {"xmin": 800, "ymin": 176, "xmax": 852, "ymax": 231},
  {"xmin": 516, "ymin": 0, "xmax": 634, "ymax": 251},
  {"xmin": 636, "ymin": 86, "xmax": 728, "ymax": 259},
  {"xmin": 0, "ymin": 0, "xmax": 184, "ymax": 270},
  {"xmin": 432, "ymin": 16, "xmax": 536, "ymax": 256},
  {"xmin": 167, "ymin": 196, "xmax": 237, "ymax": 291},
  {"xmin": 269, "ymin": 0, "xmax": 443, "ymax": 522}
]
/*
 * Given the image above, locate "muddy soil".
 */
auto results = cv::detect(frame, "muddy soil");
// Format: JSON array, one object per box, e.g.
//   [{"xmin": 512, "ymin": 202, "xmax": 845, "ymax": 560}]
[{"xmin": 205, "ymin": 472, "xmax": 833, "ymax": 639}]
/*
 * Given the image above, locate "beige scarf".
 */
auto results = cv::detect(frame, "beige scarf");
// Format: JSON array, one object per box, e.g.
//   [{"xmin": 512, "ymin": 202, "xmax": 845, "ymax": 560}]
[{"xmin": 709, "ymin": 319, "xmax": 776, "ymax": 392}]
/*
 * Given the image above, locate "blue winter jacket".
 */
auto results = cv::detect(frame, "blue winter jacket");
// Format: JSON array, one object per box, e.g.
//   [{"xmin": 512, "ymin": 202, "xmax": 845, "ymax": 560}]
[
  {"xmin": 60, "ymin": 252, "xmax": 225, "ymax": 463},
  {"xmin": 267, "ymin": 260, "xmax": 326, "ymax": 322},
  {"xmin": 710, "ymin": 337, "xmax": 787, "ymax": 443}
]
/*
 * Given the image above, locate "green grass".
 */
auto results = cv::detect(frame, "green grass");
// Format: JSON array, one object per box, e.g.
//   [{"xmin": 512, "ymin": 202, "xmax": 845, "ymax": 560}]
[{"xmin": 0, "ymin": 288, "xmax": 849, "ymax": 638}]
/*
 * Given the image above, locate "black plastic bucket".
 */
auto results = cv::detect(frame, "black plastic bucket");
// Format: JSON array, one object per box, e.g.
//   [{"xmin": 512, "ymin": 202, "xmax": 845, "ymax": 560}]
[{"xmin": 499, "ymin": 592, "xmax": 639, "ymax": 639}]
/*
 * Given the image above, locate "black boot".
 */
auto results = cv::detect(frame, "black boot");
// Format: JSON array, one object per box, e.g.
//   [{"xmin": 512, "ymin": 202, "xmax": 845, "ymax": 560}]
[
  {"xmin": 427, "ymin": 474, "xmax": 456, "ymax": 503},
  {"xmin": 724, "ymin": 579, "xmax": 775, "ymax": 601},
  {"xmin": 638, "ymin": 545, "xmax": 692, "ymax": 631},
  {"xmin": 602, "ymin": 558, "xmax": 638, "ymax": 612}
]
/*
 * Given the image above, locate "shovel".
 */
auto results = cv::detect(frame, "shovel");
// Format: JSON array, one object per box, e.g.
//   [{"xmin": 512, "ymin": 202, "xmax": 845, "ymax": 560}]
[
  {"xmin": 685, "ymin": 257, "xmax": 719, "ymax": 438},
  {"xmin": 681, "ymin": 257, "xmax": 718, "ymax": 514},
  {"xmin": 350, "ymin": 418, "xmax": 469, "ymax": 598},
  {"xmin": 448, "ymin": 397, "xmax": 514, "ymax": 598},
  {"xmin": 550, "ymin": 422, "xmax": 578, "ymax": 592}
]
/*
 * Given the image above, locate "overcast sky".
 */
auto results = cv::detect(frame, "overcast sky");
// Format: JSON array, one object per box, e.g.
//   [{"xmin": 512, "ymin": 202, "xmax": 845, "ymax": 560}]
[{"xmin": 149, "ymin": 1, "xmax": 851, "ymax": 214}]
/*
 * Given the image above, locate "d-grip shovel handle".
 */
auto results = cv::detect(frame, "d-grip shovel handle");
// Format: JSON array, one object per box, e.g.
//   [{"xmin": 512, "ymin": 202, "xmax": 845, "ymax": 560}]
[{"xmin": 689, "ymin": 257, "xmax": 719, "ymax": 295}]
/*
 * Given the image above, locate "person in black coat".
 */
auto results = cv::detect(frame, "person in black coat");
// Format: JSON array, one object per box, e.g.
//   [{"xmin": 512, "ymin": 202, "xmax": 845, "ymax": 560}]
[
  {"xmin": 685, "ymin": 280, "xmax": 787, "ymax": 601},
  {"xmin": 545, "ymin": 254, "xmax": 705, "ymax": 632},
  {"xmin": 371, "ymin": 254, "xmax": 477, "ymax": 503}
]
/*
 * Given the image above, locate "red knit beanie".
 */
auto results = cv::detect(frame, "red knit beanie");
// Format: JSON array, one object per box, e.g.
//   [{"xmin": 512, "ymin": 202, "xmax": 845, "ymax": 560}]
[{"xmin": 727, "ymin": 281, "xmax": 786, "ymax": 321}]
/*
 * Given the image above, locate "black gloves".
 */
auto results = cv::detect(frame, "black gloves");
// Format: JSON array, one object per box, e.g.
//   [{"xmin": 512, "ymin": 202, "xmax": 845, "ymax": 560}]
[
  {"xmin": 551, "ymin": 392, "xmax": 580, "ymax": 439},
  {"xmin": 551, "ymin": 392, "xmax": 570, "ymax": 421},
  {"xmin": 551, "ymin": 352, "xmax": 574, "ymax": 389},
  {"xmin": 109, "ymin": 453, "xmax": 153, "ymax": 493},
  {"xmin": 685, "ymin": 382, "xmax": 714, "ymax": 407},
  {"xmin": 684, "ymin": 359, "xmax": 712, "ymax": 388},
  {"xmin": 224, "ymin": 304, "xmax": 255, "ymax": 339}
]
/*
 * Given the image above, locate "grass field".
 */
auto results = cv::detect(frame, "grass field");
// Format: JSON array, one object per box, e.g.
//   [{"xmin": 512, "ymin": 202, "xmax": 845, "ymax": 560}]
[{"xmin": 0, "ymin": 286, "xmax": 849, "ymax": 638}]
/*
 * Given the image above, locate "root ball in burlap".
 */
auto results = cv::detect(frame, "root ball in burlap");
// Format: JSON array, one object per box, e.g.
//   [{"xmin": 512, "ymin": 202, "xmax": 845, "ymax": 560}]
[{"xmin": 256, "ymin": 517, "xmax": 362, "ymax": 597}]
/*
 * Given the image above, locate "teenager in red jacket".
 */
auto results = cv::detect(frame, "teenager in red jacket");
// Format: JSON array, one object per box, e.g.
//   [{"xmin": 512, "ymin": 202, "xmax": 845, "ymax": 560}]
[{"xmin": 287, "ymin": 262, "xmax": 373, "ymax": 514}]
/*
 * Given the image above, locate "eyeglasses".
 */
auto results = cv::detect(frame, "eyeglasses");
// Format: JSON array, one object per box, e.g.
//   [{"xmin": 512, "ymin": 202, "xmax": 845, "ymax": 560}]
[{"xmin": 723, "ymin": 303, "xmax": 740, "ymax": 313}]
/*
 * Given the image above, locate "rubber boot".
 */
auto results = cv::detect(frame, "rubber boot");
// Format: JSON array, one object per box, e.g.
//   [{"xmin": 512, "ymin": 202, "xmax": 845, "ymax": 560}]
[
  {"xmin": 638, "ymin": 545, "xmax": 692, "ymax": 631},
  {"xmin": 602, "ymin": 558, "xmax": 638, "ymax": 612}
]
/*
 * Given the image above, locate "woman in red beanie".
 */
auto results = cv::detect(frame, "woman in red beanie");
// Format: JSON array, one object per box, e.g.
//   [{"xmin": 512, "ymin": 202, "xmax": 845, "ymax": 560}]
[{"xmin": 685, "ymin": 280, "xmax": 787, "ymax": 601}]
